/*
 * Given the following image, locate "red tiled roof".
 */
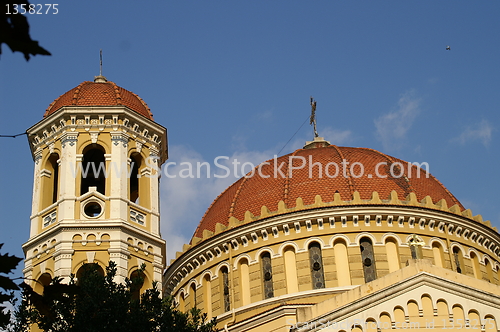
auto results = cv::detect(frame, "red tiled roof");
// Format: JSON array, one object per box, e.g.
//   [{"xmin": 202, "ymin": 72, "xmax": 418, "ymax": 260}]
[
  {"xmin": 192, "ymin": 145, "xmax": 463, "ymax": 240},
  {"xmin": 44, "ymin": 81, "xmax": 153, "ymax": 119}
]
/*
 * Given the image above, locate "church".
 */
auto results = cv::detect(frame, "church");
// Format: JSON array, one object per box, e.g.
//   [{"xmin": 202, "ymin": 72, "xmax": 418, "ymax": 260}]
[{"xmin": 23, "ymin": 76, "xmax": 500, "ymax": 331}]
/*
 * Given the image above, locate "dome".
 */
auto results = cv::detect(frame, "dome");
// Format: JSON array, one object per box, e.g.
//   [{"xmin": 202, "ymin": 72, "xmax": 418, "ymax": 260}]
[
  {"xmin": 192, "ymin": 145, "xmax": 464, "ymax": 240},
  {"xmin": 44, "ymin": 78, "xmax": 153, "ymax": 119}
]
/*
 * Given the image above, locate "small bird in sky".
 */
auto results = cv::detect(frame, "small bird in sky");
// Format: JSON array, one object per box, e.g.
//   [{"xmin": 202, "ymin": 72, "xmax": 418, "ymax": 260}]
[{"xmin": 446, "ymin": 45, "xmax": 451, "ymax": 50}]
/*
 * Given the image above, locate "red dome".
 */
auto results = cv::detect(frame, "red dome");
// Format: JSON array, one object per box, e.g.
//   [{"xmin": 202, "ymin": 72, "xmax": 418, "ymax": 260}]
[
  {"xmin": 44, "ymin": 80, "xmax": 153, "ymax": 119},
  {"xmin": 192, "ymin": 145, "xmax": 464, "ymax": 240}
]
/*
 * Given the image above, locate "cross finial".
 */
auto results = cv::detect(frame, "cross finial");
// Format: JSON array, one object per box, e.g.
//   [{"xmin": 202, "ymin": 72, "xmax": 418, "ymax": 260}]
[
  {"xmin": 94, "ymin": 49, "xmax": 107, "ymax": 83},
  {"xmin": 100, "ymin": 49, "xmax": 103, "ymax": 76},
  {"xmin": 310, "ymin": 96, "xmax": 319, "ymax": 138}
]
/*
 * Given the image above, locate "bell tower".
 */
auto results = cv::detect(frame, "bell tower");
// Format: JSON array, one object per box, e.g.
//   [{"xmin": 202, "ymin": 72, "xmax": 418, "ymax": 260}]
[{"xmin": 22, "ymin": 75, "xmax": 168, "ymax": 294}]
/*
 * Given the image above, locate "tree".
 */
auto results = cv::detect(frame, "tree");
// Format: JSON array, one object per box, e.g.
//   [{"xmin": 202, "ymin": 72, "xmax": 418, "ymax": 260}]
[
  {"xmin": 0, "ymin": 0, "xmax": 51, "ymax": 60},
  {"xmin": 0, "ymin": 243, "xmax": 22, "ymax": 330},
  {"xmin": 7, "ymin": 261, "xmax": 216, "ymax": 332}
]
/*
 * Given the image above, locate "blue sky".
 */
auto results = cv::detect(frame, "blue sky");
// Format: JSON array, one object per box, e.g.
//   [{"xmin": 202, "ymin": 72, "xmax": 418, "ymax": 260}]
[{"xmin": 0, "ymin": 1, "xmax": 499, "ymax": 278}]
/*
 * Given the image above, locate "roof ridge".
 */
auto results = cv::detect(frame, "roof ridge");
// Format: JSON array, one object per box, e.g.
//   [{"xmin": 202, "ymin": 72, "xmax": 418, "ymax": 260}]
[{"xmin": 284, "ymin": 149, "xmax": 299, "ymax": 206}]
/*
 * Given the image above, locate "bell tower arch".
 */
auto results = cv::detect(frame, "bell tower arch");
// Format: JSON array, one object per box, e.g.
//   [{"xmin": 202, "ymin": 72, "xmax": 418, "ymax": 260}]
[{"xmin": 23, "ymin": 76, "xmax": 168, "ymax": 291}]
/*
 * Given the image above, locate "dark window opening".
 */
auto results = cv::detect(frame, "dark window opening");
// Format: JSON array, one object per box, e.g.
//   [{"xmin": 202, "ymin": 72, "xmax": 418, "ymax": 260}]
[
  {"xmin": 453, "ymin": 247, "xmax": 462, "ymax": 273},
  {"xmin": 80, "ymin": 146, "xmax": 106, "ymax": 195},
  {"xmin": 49, "ymin": 153, "xmax": 59, "ymax": 203},
  {"xmin": 261, "ymin": 252, "xmax": 274, "ymax": 299},
  {"xmin": 308, "ymin": 242, "xmax": 325, "ymax": 289},
  {"xmin": 130, "ymin": 154, "xmax": 141, "ymax": 203},
  {"xmin": 130, "ymin": 270, "xmax": 145, "ymax": 302},
  {"xmin": 360, "ymin": 237, "xmax": 377, "ymax": 282},
  {"xmin": 221, "ymin": 267, "xmax": 230, "ymax": 312},
  {"xmin": 76, "ymin": 263, "xmax": 105, "ymax": 285}
]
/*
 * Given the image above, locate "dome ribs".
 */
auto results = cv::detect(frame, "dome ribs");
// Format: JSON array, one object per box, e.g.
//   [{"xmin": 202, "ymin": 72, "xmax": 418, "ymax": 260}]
[
  {"xmin": 284, "ymin": 149, "xmax": 299, "ymax": 207},
  {"xmin": 362, "ymin": 147, "xmax": 415, "ymax": 199},
  {"xmin": 228, "ymin": 172, "xmax": 251, "ymax": 221},
  {"xmin": 329, "ymin": 145, "xmax": 355, "ymax": 199}
]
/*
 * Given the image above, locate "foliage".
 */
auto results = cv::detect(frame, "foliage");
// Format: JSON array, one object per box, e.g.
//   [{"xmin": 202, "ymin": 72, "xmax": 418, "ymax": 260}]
[
  {"xmin": 0, "ymin": 1, "xmax": 51, "ymax": 60},
  {"xmin": 0, "ymin": 243, "xmax": 22, "ymax": 329},
  {"xmin": 7, "ymin": 261, "xmax": 217, "ymax": 332}
]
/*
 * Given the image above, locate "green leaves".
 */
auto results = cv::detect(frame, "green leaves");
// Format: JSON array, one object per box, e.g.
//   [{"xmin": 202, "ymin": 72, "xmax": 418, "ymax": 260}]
[
  {"xmin": 0, "ymin": 243, "xmax": 22, "ymax": 329},
  {"xmin": 10, "ymin": 261, "xmax": 217, "ymax": 332}
]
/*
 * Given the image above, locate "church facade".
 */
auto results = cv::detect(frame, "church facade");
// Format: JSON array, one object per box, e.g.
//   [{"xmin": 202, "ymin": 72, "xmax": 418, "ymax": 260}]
[{"xmin": 24, "ymin": 79, "xmax": 500, "ymax": 332}]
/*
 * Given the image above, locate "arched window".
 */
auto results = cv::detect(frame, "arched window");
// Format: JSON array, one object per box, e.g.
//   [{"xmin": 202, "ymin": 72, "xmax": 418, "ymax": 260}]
[
  {"xmin": 485, "ymin": 259, "xmax": 495, "ymax": 283},
  {"xmin": 81, "ymin": 145, "xmax": 106, "ymax": 195},
  {"xmin": 308, "ymin": 242, "xmax": 325, "ymax": 289},
  {"xmin": 130, "ymin": 269, "xmax": 146, "ymax": 302},
  {"xmin": 202, "ymin": 275, "xmax": 212, "ymax": 319},
  {"xmin": 452, "ymin": 247, "xmax": 464, "ymax": 274},
  {"xmin": 76, "ymin": 263, "xmax": 105, "ymax": 285},
  {"xmin": 49, "ymin": 153, "xmax": 59, "ymax": 204},
  {"xmin": 179, "ymin": 292, "xmax": 185, "ymax": 312},
  {"xmin": 261, "ymin": 253, "xmax": 274, "ymax": 299},
  {"xmin": 41, "ymin": 153, "xmax": 60, "ymax": 209},
  {"xmin": 189, "ymin": 283, "xmax": 197, "ymax": 308},
  {"xmin": 360, "ymin": 237, "xmax": 377, "ymax": 282},
  {"xmin": 34, "ymin": 272, "xmax": 52, "ymax": 295},
  {"xmin": 220, "ymin": 266, "xmax": 230, "ymax": 312},
  {"xmin": 129, "ymin": 153, "xmax": 141, "ymax": 203}
]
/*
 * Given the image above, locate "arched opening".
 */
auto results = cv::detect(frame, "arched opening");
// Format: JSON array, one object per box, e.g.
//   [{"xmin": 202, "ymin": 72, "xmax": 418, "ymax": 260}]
[
  {"xmin": 189, "ymin": 283, "xmax": 197, "ymax": 309},
  {"xmin": 76, "ymin": 263, "xmax": 105, "ymax": 285},
  {"xmin": 41, "ymin": 153, "xmax": 60, "ymax": 209},
  {"xmin": 385, "ymin": 238, "xmax": 400, "ymax": 273},
  {"xmin": 49, "ymin": 153, "xmax": 59, "ymax": 204},
  {"xmin": 130, "ymin": 269, "xmax": 146, "ymax": 302},
  {"xmin": 202, "ymin": 275, "xmax": 212, "ymax": 319},
  {"xmin": 34, "ymin": 272, "xmax": 52, "ymax": 295},
  {"xmin": 179, "ymin": 292, "xmax": 185, "ymax": 312},
  {"xmin": 308, "ymin": 242, "xmax": 325, "ymax": 289},
  {"xmin": 239, "ymin": 258, "xmax": 251, "ymax": 305},
  {"xmin": 284, "ymin": 246, "xmax": 298, "ymax": 293},
  {"xmin": 261, "ymin": 252, "xmax": 274, "ymax": 299},
  {"xmin": 432, "ymin": 242, "xmax": 445, "ymax": 268},
  {"xmin": 470, "ymin": 252, "xmax": 481, "ymax": 279},
  {"xmin": 360, "ymin": 237, "xmax": 377, "ymax": 282},
  {"xmin": 129, "ymin": 153, "xmax": 141, "ymax": 203},
  {"xmin": 334, "ymin": 239, "xmax": 351, "ymax": 286},
  {"xmin": 80, "ymin": 145, "xmax": 106, "ymax": 195},
  {"xmin": 485, "ymin": 259, "xmax": 495, "ymax": 283},
  {"xmin": 220, "ymin": 266, "xmax": 230, "ymax": 312},
  {"xmin": 452, "ymin": 247, "xmax": 464, "ymax": 274}
]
